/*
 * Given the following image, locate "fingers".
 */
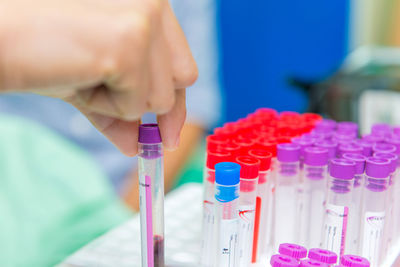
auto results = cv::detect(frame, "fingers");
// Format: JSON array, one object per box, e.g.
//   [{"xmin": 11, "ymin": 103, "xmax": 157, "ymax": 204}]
[
  {"xmin": 162, "ymin": 2, "xmax": 198, "ymax": 89},
  {"xmin": 158, "ymin": 89, "xmax": 186, "ymax": 150}
]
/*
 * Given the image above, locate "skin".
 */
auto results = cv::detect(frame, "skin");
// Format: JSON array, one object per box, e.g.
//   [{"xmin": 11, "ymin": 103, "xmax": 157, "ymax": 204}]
[{"xmin": 0, "ymin": 0, "xmax": 198, "ymax": 156}]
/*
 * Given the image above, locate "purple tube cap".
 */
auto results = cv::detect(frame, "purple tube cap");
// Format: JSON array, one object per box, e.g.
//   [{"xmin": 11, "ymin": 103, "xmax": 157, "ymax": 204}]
[
  {"xmin": 304, "ymin": 147, "xmax": 329, "ymax": 166},
  {"xmin": 365, "ymin": 157, "xmax": 391, "ymax": 178},
  {"xmin": 362, "ymin": 134, "xmax": 384, "ymax": 143},
  {"xmin": 138, "ymin": 124, "xmax": 162, "ymax": 144},
  {"xmin": 308, "ymin": 248, "xmax": 337, "ymax": 264},
  {"xmin": 300, "ymin": 259, "xmax": 328, "ymax": 267},
  {"xmin": 337, "ymin": 121, "xmax": 358, "ymax": 131},
  {"xmin": 371, "ymin": 123, "xmax": 391, "ymax": 136},
  {"xmin": 278, "ymin": 143, "xmax": 301, "ymax": 163},
  {"xmin": 279, "ymin": 243, "xmax": 307, "ymax": 259},
  {"xmin": 385, "ymin": 135, "xmax": 400, "ymax": 154},
  {"xmin": 315, "ymin": 140, "xmax": 338, "ymax": 158},
  {"xmin": 372, "ymin": 153, "xmax": 397, "ymax": 173},
  {"xmin": 373, "ymin": 143, "xmax": 396, "ymax": 154},
  {"xmin": 353, "ymin": 139, "xmax": 373, "ymax": 157},
  {"xmin": 315, "ymin": 119, "xmax": 336, "ymax": 131},
  {"xmin": 342, "ymin": 153, "xmax": 366, "ymax": 174},
  {"xmin": 338, "ymin": 143, "xmax": 363, "ymax": 157},
  {"xmin": 329, "ymin": 158, "xmax": 356, "ymax": 180},
  {"xmin": 340, "ymin": 254, "xmax": 370, "ymax": 267},
  {"xmin": 270, "ymin": 254, "xmax": 300, "ymax": 267}
]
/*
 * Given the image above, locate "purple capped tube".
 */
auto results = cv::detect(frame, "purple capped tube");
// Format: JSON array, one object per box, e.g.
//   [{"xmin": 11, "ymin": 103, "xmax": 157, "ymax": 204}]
[
  {"xmin": 270, "ymin": 254, "xmax": 300, "ymax": 267},
  {"xmin": 340, "ymin": 254, "xmax": 370, "ymax": 267},
  {"xmin": 337, "ymin": 143, "xmax": 363, "ymax": 158},
  {"xmin": 279, "ymin": 243, "xmax": 307, "ymax": 260},
  {"xmin": 308, "ymin": 248, "xmax": 338, "ymax": 266},
  {"xmin": 315, "ymin": 140, "xmax": 338, "ymax": 160}
]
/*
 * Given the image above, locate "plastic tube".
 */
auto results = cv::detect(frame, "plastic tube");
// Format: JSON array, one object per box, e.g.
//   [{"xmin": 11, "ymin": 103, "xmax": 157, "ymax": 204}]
[
  {"xmin": 201, "ymin": 150, "xmax": 232, "ymax": 266},
  {"xmin": 359, "ymin": 157, "xmax": 391, "ymax": 267},
  {"xmin": 322, "ymin": 159, "xmax": 356, "ymax": 257},
  {"xmin": 342, "ymin": 153, "xmax": 366, "ymax": 255},
  {"xmin": 270, "ymin": 254, "xmax": 300, "ymax": 267},
  {"xmin": 214, "ymin": 162, "xmax": 241, "ymax": 267},
  {"xmin": 274, "ymin": 143, "xmax": 301, "ymax": 250},
  {"xmin": 308, "ymin": 248, "xmax": 338, "ymax": 266},
  {"xmin": 138, "ymin": 124, "xmax": 165, "ymax": 267},
  {"xmin": 353, "ymin": 139, "xmax": 374, "ymax": 157},
  {"xmin": 301, "ymin": 147, "xmax": 329, "ymax": 248},
  {"xmin": 340, "ymin": 254, "xmax": 370, "ymax": 267},
  {"xmin": 235, "ymin": 155, "xmax": 260, "ymax": 266},
  {"xmin": 279, "ymin": 243, "xmax": 307, "ymax": 260},
  {"xmin": 248, "ymin": 149, "xmax": 272, "ymax": 263}
]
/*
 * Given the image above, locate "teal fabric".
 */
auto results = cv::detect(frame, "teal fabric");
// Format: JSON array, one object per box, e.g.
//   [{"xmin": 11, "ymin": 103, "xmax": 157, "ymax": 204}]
[{"xmin": 0, "ymin": 115, "xmax": 132, "ymax": 267}]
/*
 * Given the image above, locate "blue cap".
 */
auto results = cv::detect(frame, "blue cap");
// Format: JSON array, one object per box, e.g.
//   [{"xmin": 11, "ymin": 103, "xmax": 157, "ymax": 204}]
[{"xmin": 215, "ymin": 162, "xmax": 240, "ymax": 202}]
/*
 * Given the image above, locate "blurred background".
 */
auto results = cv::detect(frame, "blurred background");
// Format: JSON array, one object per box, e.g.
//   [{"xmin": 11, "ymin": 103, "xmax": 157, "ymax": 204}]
[{"xmin": 3, "ymin": 0, "xmax": 400, "ymax": 266}]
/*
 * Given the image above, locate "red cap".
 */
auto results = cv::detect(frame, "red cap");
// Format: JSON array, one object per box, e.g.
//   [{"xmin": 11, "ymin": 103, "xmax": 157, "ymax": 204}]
[
  {"xmin": 214, "ymin": 127, "xmax": 236, "ymax": 139},
  {"xmin": 248, "ymin": 149, "xmax": 272, "ymax": 171},
  {"xmin": 236, "ymin": 155, "xmax": 260, "ymax": 179},
  {"xmin": 218, "ymin": 142, "xmax": 241, "ymax": 156},
  {"xmin": 276, "ymin": 135, "xmax": 292, "ymax": 144},
  {"xmin": 254, "ymin": 108, "xmax": 278, "ymax": 119},
  {"xmin": 238, "ymin": 131, "xmax": 259, "ymax": 141},
  {"xmin": 206, "ymin": 150, "xmax": 232, "ymax": 170},
  {"xmin": 302, "ymin": 113, "xmax": 322, "ymax": 123},
  {"xmin": 279, "ymin": 111, "xmax": 301, "ymax": 122},
  {"xmin": 256, "ymin": 137, "xmax": 278, "ymax": 156},
  {"xmin": 233, "ymin": 137, "xmax": 256, "ymax": 154},
  {"xmin": 207, "ymin": 134, "xmax": 229, "ymax": 151},
  {"xmin": 254, "ymin": 124, "xmax": 276, "ymax": 135}
]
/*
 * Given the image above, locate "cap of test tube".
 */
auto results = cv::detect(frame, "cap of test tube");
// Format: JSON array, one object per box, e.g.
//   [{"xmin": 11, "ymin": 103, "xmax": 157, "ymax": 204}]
[
  {"xmin": 337, "ymin": 143, "xmax": 363, "ymax": 157},
  {"xmin": 394, "ymin": 126, "xmax": 400, "ymax": 135},
  {"xmin": 236, "ymin": 155, "xmax": 260, "ymax": 179},
  {"xmin": 206, "ymin": 150, "xmax": 232, "ymax": 170},
  {"xmin": 373, "ymin": 152, "xmax": 398, "ymax": 174},
  {"xmin": 270, "ymin": 254, "xmax": 300, "ymax": 267},
  {"xmin": 291, "ymin": 137, "xmax": 314, "ymax": 157},
  {"xmin": 342, "ymin": 153, "xmax": 366, "ymax": 175},
  {"xmin": 384, "ymin": 134, "xmax": 400, "ymax": 154},
  {"xmin": 362, "ymin": 134, "xmax": 384, "ymax": 143},
  {"xmin": 277, "ymin": 143, "xmax": 301, "ymax": 162},
  {"xmin": 337, "ymin": 121, "xmax": 358, "ymax": 133},
  {"xmin": 206, "ymin": 134, "xmax": 229, "ymax": 150},
  {"xmin": 315, "ymin": 140, "xmax": 338, "ymax": 159},
  {"xmin": 138, "ymin": 124, "xmax": 162, "ymax": 143},
  {"xmin": 315, "ymin": 119, "xmax": 336, "ymax": 132},
  {"xmin": 329, "ymin": 158, "xmax": 356, "ymax": 180},
  {"xmin": 353, "ymin": 139, "xmax": 373, "ymax": 157},
  {"xmin": 366, "ymin": 157, "xmax": 391, "ymax": 178},
  {"xmin": 214, "ymin": 162, "xmax": 240, "ymax": 202},
  {"xmin": 248, "ymin": 149, "xmax": 272, "ymax": 172},
  {"xmin": 278, "ymin": 243, "xmax": 307, "ymax": 259},
  {"xmin": 300, "ymin": 259, "xmax": 328, "ymax": 267},
  {"xmin": 257, "ymin": 137, "xmax": 278, "ymax": 157},
  {"xmin": 371, "ymin": 123, "xmax": 392, "ymax": 137},
  {"xmin": 372, "ymin": 143, "xmax": 396, "ymax": 154},
  {"xmin": 218, "ymin": 142, "xmax": 241, "ymax": 157},
  {"xmin": 308, "ymin": 248, "xmax": 338, "ymax": 264},
  {"xmin": 303, "ymin": 147, "xmax": 329, "ymax": 166},
  {"xmin": 340, "ymin": 254, "xmax": 370, "ymax": 267}
]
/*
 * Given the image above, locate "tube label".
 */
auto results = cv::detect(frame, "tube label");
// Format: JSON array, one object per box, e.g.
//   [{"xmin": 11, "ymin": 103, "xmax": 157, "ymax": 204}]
[
  {"xmin": 237, "ymin": 204, "xmax": 255, "ymax": 266},
  {"xmin": 362, "ymin": 211, "xmax": 385, "ymax": 266},
  {"xmin": 218, "ymin": 219, "xmax": 238, "ymax": 267},
  {"xmin": 322, "ymin": 204, "xmax": 348, "ymax": 257}
]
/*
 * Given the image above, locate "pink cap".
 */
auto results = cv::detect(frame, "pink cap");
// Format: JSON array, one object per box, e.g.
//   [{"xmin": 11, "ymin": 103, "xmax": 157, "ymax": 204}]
[
  {"xmin": 270, "ymin": 254, "xmax": 300, "ymax": 267},
  {"xmin": 340, "ymin": 255, "xmax": 370, "ymax": 267},
  {"xmin": 279, "ymin": 243, "xmax": 307, "ymax": 259},
  {"xmin": 308, "ymin": 248, "xmax": 337, "ymax": 264},
  {"xmin": 300, "ymin": 259, "xmax": 328, "ymax": 267}
]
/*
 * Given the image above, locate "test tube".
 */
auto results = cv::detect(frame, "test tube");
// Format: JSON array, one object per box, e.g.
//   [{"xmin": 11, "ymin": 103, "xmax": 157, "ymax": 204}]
[
  {"xmin": 235, "ymin": 155, "xmax": 260, "ymax": 266},
  {"xmin": 342, "ymin": 153, "xmax": 366, "ymax": 255},
  {"xmin": 201, "ymin": 150, "xmax": 232, "ymax": 267},
  {"xmin": 337, "ymin": 143, "xmax": 363, "ymax": 158},
  {"xmin": 248, "ymin": 149, "xmax": 272, "ymax": 263},
  {"xmin": 138, "ymin": 124, "xmax": 165, "ymax": 267},
  {"xmin": 300, "ymin": 259, "xmax": 329, "ymax": 267},
  {"xmin": 301, "ymin": 147, "xmax": 329, "ymax": 248},
  {"xmin": 353, "ymin": 139, "xmax": 374, "ymax": 157},
  {"xmin": 279, "ymin": 243, "xmax": 307, "ymax": 260},
  {"xmin": 274, "ymin": 143, "xmax": 301, "ymax": 250},
  {"xmin": 359, "ymin": 157, "xmax": 391, "ymax": 267},
  {"xmin": 340, "ymin": 254, "xmax": 370, "ymax": 267},
  {"xmin": 270, "ymin": 254, "xmax": 300, "ymax": 267},
  {"xmin": 315, "ymin": 140, "xmax": 338, "ymax": 160},
  {"xmin": 308, "ymin": 248, "xmax": 338, "ymax": 266},
  {"xmin": 214, "ymin": 162, "xmax": 241, "ymax": 267},
  {"xmin": 372, "ymin": 143, "xmax": 396, "ymax": 154},
  {"xmin": 322, "ymin": 158, "xmax": 356, "ymax": 257}
]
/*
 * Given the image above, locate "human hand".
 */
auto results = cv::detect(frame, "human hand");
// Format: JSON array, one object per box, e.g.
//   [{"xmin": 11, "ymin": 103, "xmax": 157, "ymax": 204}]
[{"xmin": 0, "ymin": 0, "xmax": 197, "ymax": 155}]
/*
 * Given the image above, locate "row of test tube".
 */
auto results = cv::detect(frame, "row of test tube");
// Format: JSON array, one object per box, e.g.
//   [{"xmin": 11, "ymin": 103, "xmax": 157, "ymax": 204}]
[{"xmin": 200, "ymin": 108, "xmax": 400, "ymax": 267}]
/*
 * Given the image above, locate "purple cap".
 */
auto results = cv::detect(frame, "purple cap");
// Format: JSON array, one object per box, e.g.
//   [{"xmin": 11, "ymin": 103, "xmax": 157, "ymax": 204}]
[
  {"xmin": 279, "ymin": 243, "xmax": 307, "ymax": 259},
  {"xmin": 300, "ymin": 259, "xmax": 329, "ymax": 267},
  {"xmin": 337, "ymin": 121, "xmax": 358, "ymax": 133},
  {"xmin": 138, "ymin": 124, "xmax": 162, "ymax": 144},
  {"xmin": 353, "ymin": 139, "xmax": 373, "ymax": 157},
  {"xmin": 372, "ymin": 143, "xmax": 396, "ymax": 154},
  {"xmin": 337, "ymin": 143, "xmax": 363, "ymax": 158},
  {"xmin": 362, "ymin": 134, "xmax": 384, "ymax": 143},
  {"xmin": 315, "ymin": 119, "xmax": 336, "ymax": 132},
  {"xmin": 308, "ymin": 248, "xmax": 338, "ymax": 264},
  {"xmin": 333, "ymin": 131, "xmax": 356, "ymax": 142},
  {"xmin": 292, "ymin": 137, "xmax": 314, "ymax": 156},
  {"xmin": 394, "ymin": 126, "xmax": 400, "ymax": 135},
  {"xmin": 373, "ymin": 153, "xmax": 397, "ymax": 173},
  {"xmin": 304, "ymin": 147, "xmax": 329, "ymax": 166},
  {"xmin": 384, "ymin": 135, "xmax": 400, "ymax": 154},
  {"xmin": 371, "ymin": 123, "xmax": 392, "ymax": 137},
  {"xmin": 270, "ymin": 254, "xmax": 300, "ymax": 267},
  {"xmin": 278, "ymin": 143, "xmax": 301, "ymax": 163},
  {"xmin": 315, "ymin": 140, "xmax": 338, "ymax": 159},
  {"xmin": 342, "ymin": 153, "xmax": 366, "ymax": 174},
  {"xmin": 365, "ymin": 157, "xmax": 391, "ymax": 178},
  {"xmin": 329, "ymin": 158, "xmax": 356, "ymax": 180},
  {"xmin": 304, "ymin": 132, "xmax": 326, "ymax": 141},
  {"xmin": 340, "ymin": 255, "xmax": 370, "ymax": 267}
]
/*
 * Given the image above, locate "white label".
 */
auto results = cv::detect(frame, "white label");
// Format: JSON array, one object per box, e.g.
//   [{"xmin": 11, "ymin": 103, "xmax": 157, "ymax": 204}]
[
  {"xmin": 218, "ymin": 219, "xmax": 238, "ymax": 267},
  {"xmin": 362, "ymin": 211, "xmax": 385, "ymax": 266},
  {"xmin": 322, "ymin": 204, "xmax": 348, "ymax": 257},
  {"xmin": 201, "ymin": 200, "xmax": 214, "ymax": 266},
  {"xmin": 237, "ymin": 204, "xmax": 255, "ymax": 265}
]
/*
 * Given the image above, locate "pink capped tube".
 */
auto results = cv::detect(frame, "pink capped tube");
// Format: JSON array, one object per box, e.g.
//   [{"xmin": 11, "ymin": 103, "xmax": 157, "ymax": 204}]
[
  {"xmin": 308, "ymin": 248, "xmax": 338, "ymax": 266},
  {"xmin": 340, "ymin": 254, "xmax": 370, "ymax": 267},
  {"xmin": 270, "ymin": 254, "xmax": 300, "ymax": 267},
  {"xmin": 279, "ymin": 243, "xmax": 307, "ymax": 260}
]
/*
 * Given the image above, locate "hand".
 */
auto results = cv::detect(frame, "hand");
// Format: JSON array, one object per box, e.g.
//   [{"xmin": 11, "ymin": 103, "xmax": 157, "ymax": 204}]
[{"xmin": 0, "ymin": 0, "xmax": 197, "ymax": 155}]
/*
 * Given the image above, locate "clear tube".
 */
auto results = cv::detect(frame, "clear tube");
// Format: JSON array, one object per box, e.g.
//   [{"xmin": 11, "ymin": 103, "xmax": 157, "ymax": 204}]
[
  {"xmin": 301, "ymin": 164, "xmax": 327, "ymax": 248},
  {"xmin": 393, "ymin": 169, "xmax": 400, "ymax": 245},
  {"xmin": 237, "ymin": 176, "xmax": 258, "ymax": 266},
  {"xmin": 359, "ymin": 175, "xmax": 389, "ymax": 267},
  {"xmin": 215, "ymin": 183, "xmax": 239, "ymax": 267},
  {"xmin": 138, "ymin": 142, "xmax": 164, "ymax": 267},
  {"xmin": 267, "ymin": 157, "xmax": 277, "ymax": 255},
  {"xmin": 252, "ymin": 170, "xmax": 272, "ymax": 262},
  {"xmin": 322, "ymin": 174, "xmax": 353, "ymax": 258},
  {"xmin": 347, "ymin": 173, "xmax": 364, "ymax": 254},
  {"xmin": 274, "ymin": 160, "xmax": 300, "ymax": 251},
  {"xmin": 200, "ymin": 167, "xmax": 215, "ymax": 267}
]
